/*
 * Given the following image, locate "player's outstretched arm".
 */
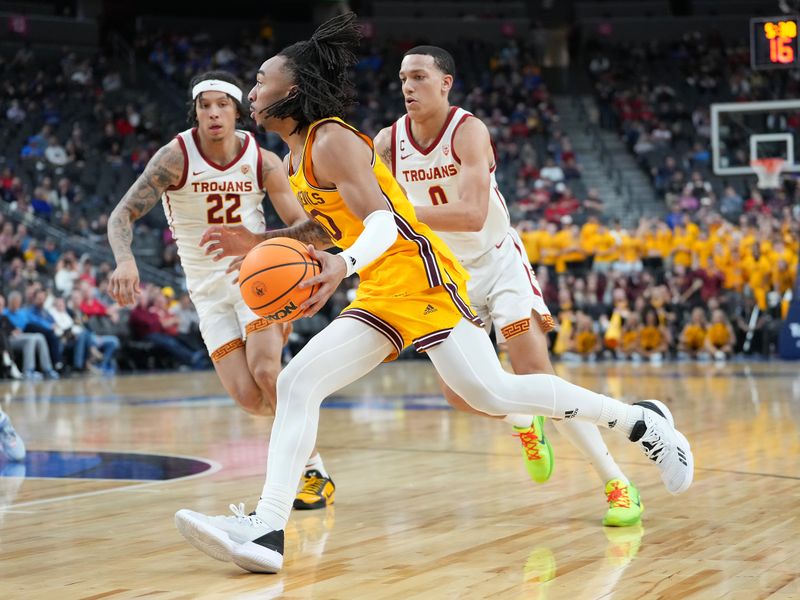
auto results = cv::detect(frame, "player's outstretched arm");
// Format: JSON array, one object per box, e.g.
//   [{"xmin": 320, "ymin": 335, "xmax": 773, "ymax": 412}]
[
  {"xmin": 413, "ymin": 117, "xmax": 491, "ymax": 232},
  {"xmin": 107, "ymin": 140, "xmax": 184, "ymax": 305},
  {"xmin": 200, "ymin": 220, "xmax": 333, "ymax": 263}
]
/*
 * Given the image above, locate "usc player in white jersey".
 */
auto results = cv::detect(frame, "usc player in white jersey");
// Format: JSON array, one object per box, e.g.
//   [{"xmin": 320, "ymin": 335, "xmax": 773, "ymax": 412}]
[
  {"xmin": 374, "ymin": 47, "xmax": 643, "ymax": 527},
  {"xmin": 108, "ymin": 71, "xmax": 335, "ymax": 510}
]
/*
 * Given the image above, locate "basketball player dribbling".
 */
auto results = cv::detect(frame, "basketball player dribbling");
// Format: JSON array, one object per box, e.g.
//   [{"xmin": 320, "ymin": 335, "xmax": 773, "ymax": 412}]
[
  {"xmin": 107, "ymin": 70, "xmax": 335, "ymax": 512},
  {"xmin": 373, "ymin": 46, "xmax": 643, "ymax": 527},
  {"xmin": 175, "ymin": 14, "xmax": 693, "ymax": 574}
]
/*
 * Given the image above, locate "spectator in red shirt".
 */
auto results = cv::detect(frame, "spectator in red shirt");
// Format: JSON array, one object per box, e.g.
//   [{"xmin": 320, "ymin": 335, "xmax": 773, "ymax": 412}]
[
  {"xmin": 129, "ymin": 290, "xmax": 206, "ymax": 368},
  {"xmin": 78, "ymin": 282, "xmax": 108, "ymax": 317}
]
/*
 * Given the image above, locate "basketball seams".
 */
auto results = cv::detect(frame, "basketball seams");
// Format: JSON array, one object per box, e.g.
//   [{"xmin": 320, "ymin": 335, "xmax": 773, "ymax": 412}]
[
  {"xmin": 239, "ymin": 242, "xmax": 308, "ymax": 286},
  {"xmin": 248, "ymin": 261, "xmax": 309, "ymax": 311},
  {"xmin": 239, "ymin": 238, "xmax": 322, "ymax": 317}
]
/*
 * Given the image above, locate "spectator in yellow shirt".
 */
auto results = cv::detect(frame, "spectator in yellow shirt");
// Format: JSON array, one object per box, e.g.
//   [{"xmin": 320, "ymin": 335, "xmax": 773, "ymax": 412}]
[
  {"xmin": 679, "ymin": 307, "xmax": 708, "ymax": 358},
  {"xmin": 570, "ymin": 311, "xmax": 601, "ymax": 360},
  {"xmin": 517, "ymin": 221, "xmax": 542, "ymax": 267},
  {"xmin": 774, "ymin": 258, "xmax": 796, "ymax": 296},
  {"xmin": 692, "ymin": 231, "xmax": 713, "ymax": 271},
  {"xmin": 614, "ymin": 224, "xmax": 643, "ymax": 274},
  {"xmin": 639, "ymin": 306, "xmax": 669, "ymax": 362},
  {"xmin": 743, "ymin": 245, "xmax": 773, "ymax": 311},
  {"xmin": 591, "ymin": 223, "xmax": 618, "ymax": 273},
  {"xmin": 619, "ymin": 312, "xmax": 641, "ymax": 360},
  {"xmin": 554, "ymin": 221, "xmax": 586, "ymax": 274},
  {"xmin": 671, "ymin": 226, "xmax": 694, "ymax": 268},
  {"xmin": 704, "ymin": 309, "xmax": 736, "ymax": 360}
]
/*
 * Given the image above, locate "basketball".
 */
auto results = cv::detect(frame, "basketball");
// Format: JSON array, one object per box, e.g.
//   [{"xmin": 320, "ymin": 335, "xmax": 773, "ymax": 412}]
[{"xmin": 238, "ymin": 237, "xmax": 320, "ymax": 323}]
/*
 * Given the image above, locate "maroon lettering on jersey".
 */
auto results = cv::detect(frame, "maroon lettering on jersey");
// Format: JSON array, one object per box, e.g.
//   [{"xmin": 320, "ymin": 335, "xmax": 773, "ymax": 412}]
[{"xmin": 401, "ymin": 164, "xmax": 458, "ymax": 183}]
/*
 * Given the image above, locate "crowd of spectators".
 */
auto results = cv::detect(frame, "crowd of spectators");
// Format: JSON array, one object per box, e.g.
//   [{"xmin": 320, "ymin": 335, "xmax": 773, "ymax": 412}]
[
  {"xmin": 589, "ymin": 33, "xmax": 800, "ymax": 216},
  {"xmin": 517, "ymin": 208, "xmax": 796, "ymax": 362},
  {"xmin": 0, "ymin": 212, "xmax": 208, "ymax": 379}
]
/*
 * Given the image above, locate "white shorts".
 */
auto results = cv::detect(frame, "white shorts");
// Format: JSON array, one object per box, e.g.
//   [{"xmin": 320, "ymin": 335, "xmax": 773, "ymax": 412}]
[
  {"xmin": 190, "ymin": 277, "xmax": 267, "ymax": 361},
  {"xmin": 465, "ymin": 229, "xmax": 553, "ymax": 343}
]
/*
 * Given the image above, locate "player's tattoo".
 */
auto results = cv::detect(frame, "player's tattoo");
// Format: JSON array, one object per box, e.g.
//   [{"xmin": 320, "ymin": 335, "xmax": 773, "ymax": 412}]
[
  {"xmin": 264, "ymin": 219, "xmax": 334, "ymax": 249},
  {"xmin": 374, "ymin": 130, "xmax": 393, "ymax": 169},
  {"xmin": 378, "ymin": 144, "xmax": 393, "ymax": 169},
  {"xmin": 108, "ymin": 143, "xmax": 183, "ymax": 263}
]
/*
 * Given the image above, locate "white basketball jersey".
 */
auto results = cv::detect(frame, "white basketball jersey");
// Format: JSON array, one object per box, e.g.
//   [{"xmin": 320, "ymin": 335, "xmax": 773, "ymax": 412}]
[
  {"xmin": 163, "ymin": 128, "xmax": 266, "ymax": 295},
  {"xmin": 392, "ymin": 106, "xmax": 510, "ymax": 263}
]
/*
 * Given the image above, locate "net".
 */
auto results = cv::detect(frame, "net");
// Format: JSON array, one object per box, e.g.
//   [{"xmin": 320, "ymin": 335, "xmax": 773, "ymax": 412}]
[{"xmin": 751, "ymin": 158, "xmax": 785, "ymax": 189}]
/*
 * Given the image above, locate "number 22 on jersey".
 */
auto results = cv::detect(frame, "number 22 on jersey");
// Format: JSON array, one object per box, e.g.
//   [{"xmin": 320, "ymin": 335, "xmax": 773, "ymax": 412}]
[{"xmin": 206, "ymin": 193, "xmax": 242, "ymax": 224}]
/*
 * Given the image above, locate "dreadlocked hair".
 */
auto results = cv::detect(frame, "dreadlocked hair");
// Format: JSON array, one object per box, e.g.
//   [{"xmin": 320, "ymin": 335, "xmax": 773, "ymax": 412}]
[{"xmin": 267, "ymin": 12, "xmax": 362, "ymax": 134}]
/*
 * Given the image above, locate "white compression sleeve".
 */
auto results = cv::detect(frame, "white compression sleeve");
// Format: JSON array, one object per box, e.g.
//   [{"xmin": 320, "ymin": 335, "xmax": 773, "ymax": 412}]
[
  {"xmin": 338, "ymin": 210, "xmax": 397, "ymax": 277},
  {"xmin": 256, "ymin": 317, "xmax": 393, "ymax": 531}
]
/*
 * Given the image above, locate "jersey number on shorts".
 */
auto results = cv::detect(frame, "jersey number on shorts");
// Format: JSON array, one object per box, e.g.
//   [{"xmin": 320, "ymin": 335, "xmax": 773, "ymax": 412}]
[
  {"xmin": 207, "ymin": 194, "xmax": 242, "ymax": 224},
  {"xmin": 429, "ymin": 185, "xmax": 449, "ymax": 205},
  {"xmin": 309, "ymin": 209, "xmax": 343, "ymax": 241}
]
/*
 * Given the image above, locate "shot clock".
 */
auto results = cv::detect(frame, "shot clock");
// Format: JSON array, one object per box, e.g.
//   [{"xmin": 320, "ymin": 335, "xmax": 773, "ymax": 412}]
[{"xmin": 751, "ymin": 16, "xmax": 800, "ymax": 69}]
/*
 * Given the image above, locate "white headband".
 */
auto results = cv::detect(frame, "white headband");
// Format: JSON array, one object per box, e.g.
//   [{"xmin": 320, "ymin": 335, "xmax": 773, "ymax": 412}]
[{"xmin": 192, "ymin": 80, "xmax": 243, "ymax": 103}]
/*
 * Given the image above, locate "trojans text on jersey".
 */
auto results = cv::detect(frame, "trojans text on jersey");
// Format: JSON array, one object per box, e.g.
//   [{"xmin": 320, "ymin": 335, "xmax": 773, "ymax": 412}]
[
  {"xmin": 191, "ymin": 181, "xmax": 254, "ymax": 193},
  {"xmin": 399, "ymin": 164, "xmax": 458, "ymax": 183}
]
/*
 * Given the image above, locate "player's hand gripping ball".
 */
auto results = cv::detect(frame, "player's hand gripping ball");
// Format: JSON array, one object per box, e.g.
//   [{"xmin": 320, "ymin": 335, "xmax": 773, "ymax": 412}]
[{"xmin": 238, "ymin": 237, "xmax": 321, "ymax": 323}]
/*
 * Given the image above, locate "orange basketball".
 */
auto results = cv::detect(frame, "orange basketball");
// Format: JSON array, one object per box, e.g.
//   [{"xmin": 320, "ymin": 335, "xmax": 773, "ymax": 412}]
[{"xmin": 238, "ymin": 237, "xmax": 320, "ymax": 324}]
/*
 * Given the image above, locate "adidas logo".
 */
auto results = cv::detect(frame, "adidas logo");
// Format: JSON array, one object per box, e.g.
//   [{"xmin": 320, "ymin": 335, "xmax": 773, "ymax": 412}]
[
  {"xmin": 608, "ymin": 419, "xmax": 618, "ymax": 428},
  {"xmin": 564, "ymin": 409, "xmax": 579, "ymax": 419},
  {"xmin": 423, "ymin": 304, "xmax": 437, "ymax": 315},
  {"xmin": 677, "ymin": 446, "xmax": 688, "ymax": 466}
]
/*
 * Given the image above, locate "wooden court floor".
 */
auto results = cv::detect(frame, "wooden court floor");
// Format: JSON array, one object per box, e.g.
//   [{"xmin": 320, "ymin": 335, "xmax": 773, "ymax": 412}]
[{"xmin": 1, "ymin": 360, "xmax": 799, "ymax": 600}]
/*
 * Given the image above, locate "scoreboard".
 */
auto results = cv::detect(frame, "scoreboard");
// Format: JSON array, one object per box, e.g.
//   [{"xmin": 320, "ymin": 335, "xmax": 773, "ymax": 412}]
[{"xmin": 751, "ymin": 16, "xmax": 800, "ymax": 69}]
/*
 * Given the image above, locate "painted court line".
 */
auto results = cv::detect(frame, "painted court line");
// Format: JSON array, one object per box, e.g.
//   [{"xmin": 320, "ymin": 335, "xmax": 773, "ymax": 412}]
[{"xmin": 6, "ymin": 452, "xmax": 222, "ymax": 509}]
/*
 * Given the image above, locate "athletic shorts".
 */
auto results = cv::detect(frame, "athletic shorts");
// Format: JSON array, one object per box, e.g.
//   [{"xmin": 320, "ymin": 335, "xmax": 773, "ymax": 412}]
[
  {"xmin": 190, "ymin": 277, "xmax": 269, "ymax": 361},
  {"xmin": 466, "ymin": 228, "xmax": 554, "ymax": 343},
  {"xmin": 338, "ymin": 272, "xmax": 482, "ymax": 362}
]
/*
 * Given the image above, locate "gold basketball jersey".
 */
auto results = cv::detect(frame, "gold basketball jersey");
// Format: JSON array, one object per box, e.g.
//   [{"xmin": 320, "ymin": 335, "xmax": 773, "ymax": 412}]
[{"xmin": 287, "ymin": 117, "xmax": 480, "ymax": 360}]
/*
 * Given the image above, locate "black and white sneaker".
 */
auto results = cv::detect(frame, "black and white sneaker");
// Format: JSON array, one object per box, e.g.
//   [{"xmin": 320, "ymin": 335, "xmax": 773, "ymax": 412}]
[
  {"xmin": 231, "ymin": 528, "xmax": 285, "ymax": 574},
  {"xmin": 629, "ymin": 400, "xmax": 694, "ymax": 495},
  {"xmin": 175, "ymin": 503, "xmax": 284, "ymax": 573}
]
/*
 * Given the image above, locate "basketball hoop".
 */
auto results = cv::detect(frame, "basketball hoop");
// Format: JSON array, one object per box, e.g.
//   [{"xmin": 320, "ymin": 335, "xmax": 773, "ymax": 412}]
[{"xmin": 751, "ymin": 157, "xmax": 785, "ymax": 189}]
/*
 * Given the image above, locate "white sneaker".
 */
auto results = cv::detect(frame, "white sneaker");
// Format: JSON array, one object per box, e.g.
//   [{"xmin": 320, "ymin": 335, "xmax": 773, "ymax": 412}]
[
  {"xmin": 629, "ymin": 400, "xmax": 693, "ymax": 495},
  {"xmin": 175, "ymin": 503, "xmax": 284, "ymax": 573},
  {"xmin": 0, "ymin": 410, "xmax": 26, "ymax": 462}
]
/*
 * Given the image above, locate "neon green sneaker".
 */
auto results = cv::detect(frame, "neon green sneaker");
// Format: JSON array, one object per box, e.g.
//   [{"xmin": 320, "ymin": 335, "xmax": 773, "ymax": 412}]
[
  {"xmin": 603, "ymin": 479, "xmax": 644, "ymax": 527},
  {"xmin": 513, "ymin": 416, "xmax": 554, "ymax": 483}
]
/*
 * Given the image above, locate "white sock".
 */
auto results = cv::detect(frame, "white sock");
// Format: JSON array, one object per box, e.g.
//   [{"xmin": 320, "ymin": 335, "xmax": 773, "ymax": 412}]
[
  {"xmin": 305, "ymin": 452, "xmax": 328, "ymax": 478},
  {"xmin": 552, "ymin": 419, "xmax": 628, "ymax": 484},
  {"xmin": 597, "ymin": 398, "xmax": 644, "ymax": 437},
  {"xmin": 256, "ymin": 486, "xmax": 295, "ymax": 531},
  {"xmin": 504, "ymin": 414, "xmax": 533, "ymax": 429}
]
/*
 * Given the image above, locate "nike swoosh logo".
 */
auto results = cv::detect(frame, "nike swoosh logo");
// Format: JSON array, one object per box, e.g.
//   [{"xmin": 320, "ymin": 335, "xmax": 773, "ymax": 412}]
[
  {"xmin": 400, "ymin": 154, "xmax": 414, "ymax": 160},
  {"xmin": 192, "ymin": 170, "xmax": 206, "ymax": 176}
]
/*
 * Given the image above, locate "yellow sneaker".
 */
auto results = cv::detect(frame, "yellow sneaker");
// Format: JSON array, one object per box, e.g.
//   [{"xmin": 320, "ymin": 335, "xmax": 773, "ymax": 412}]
[
  {"xmin": 603, "ymin": 479, "xmax": 643, "ymax": 527},
  {"xmin": 293, "ymin": 470, "xmax": 335, "ymax": 510},
  {"xmin": 513, "ymin": 416, "xmax": 554, "ymax": 483}
]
